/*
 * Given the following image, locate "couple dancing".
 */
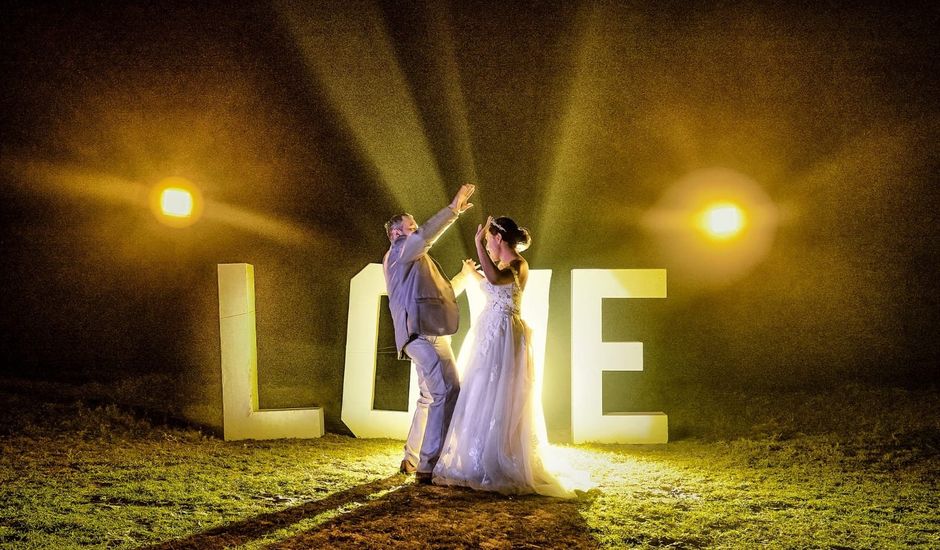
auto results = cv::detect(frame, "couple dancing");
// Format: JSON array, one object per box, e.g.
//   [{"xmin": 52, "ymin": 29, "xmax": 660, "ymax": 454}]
[{"xmin": 382, "ymin": 184, "xmax": 592, "ymax": 498}]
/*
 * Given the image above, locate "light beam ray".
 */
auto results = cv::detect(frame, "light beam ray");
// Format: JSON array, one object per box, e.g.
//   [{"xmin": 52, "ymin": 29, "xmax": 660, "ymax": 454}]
[
  {"xmin": 533, "ymin": 4, "xmax": 606, "ymax": 263},
  {"xmin": 275, "ymin": 0, "xmax": 453, "ymax": 223},
  {"xmin": 423, "ymin": 0, "xmax": 481, "ymax": 191}
]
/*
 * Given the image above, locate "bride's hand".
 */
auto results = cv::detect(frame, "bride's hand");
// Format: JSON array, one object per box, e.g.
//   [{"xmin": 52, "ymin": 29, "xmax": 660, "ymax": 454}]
[{"xmin": 475, "ymin": 216, "xmax": 493, "ymax": 244}]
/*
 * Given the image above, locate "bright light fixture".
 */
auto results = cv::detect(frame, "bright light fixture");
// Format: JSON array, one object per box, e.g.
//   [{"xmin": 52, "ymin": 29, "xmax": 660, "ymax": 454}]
[
  {"xmin": 699, "ymin": 202, "xmax": 745, "ymax": 239},
  {"xmin": 160, "ymin": 187, "xmax": 194, "ymax": 218},
  {"xmin": 149, "ymin": 177, "xmax": 203, "ymax": 228}
]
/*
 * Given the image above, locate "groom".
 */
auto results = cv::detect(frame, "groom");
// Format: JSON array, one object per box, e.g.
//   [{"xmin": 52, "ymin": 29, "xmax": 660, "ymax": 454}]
[{"xmin": 383, "ymin": 184, "xmax": 475, "ymax": 484}]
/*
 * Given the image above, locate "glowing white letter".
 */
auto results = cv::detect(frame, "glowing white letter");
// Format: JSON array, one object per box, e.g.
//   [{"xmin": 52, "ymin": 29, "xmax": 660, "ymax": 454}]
[
  {"xmin": 218, "ymin": 263, "xmax": 324, "ymax": 440},
  {"xmin": 571, "ymin": 269, "xmax": 668, "ymax": 444},
  {"xmin": 341, "ymin": 263, "xmax": 419, "ymax": 438}
]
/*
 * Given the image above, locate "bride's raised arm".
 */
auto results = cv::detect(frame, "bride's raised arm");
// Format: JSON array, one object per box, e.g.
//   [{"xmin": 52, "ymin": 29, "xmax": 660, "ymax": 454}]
[{"xmin": 475, "ymin": 216, "xmax": 516, "ymax": 286}]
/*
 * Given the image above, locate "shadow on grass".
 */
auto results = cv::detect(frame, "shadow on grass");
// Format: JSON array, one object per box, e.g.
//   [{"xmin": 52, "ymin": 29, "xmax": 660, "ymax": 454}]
[
  {"xmin": 143, "ymin": 476, "xmax": 600, "ymax": 549},
  {"xmin": 141, "ymin": 476, "xmax": 406, "ymax": 549},
  {"xmin": 267, "ymin": 482, "xmax": 600, "ymax": 549}
]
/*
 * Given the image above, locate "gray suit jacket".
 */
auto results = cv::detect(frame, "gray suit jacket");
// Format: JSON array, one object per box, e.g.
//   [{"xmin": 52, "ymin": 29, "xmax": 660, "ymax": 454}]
[{"xmin": 383, "ymin": 206, "xmax": 461, "ymax": 360}]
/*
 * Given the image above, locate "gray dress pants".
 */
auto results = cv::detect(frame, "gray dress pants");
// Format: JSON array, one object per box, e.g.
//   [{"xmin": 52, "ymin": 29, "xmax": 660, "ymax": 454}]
[{"xmin": 402, "ymin": 335, "xmax": 460, "ymax": 473}]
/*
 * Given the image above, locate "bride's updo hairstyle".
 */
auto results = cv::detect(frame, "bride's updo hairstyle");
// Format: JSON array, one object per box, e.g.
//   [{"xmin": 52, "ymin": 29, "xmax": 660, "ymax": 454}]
[{"xmin": 488, "ymin": 216, "xmax": 532, "ymax": 252}]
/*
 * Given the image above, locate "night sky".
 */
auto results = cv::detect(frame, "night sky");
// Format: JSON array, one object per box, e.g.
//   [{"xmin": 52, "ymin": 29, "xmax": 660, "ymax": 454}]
[{"xmin": 1, "ymin": 1, "xmax": 937, "ymax": 437}]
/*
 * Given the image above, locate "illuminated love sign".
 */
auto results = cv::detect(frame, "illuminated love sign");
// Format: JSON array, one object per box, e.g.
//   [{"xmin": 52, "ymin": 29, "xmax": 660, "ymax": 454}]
[
  {"xmin": 217, "ymin": 264, "xmax": 667, "ymax": 444},
  {"xmin": 340, "ymin": 264, "xmax": 668, "ymax": 444}
]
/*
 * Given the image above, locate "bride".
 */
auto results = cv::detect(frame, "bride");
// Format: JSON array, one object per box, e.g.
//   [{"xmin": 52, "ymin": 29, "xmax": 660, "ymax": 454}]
[{"xmin": 432, "ymin": 216, "xmax": 593, "ymax": 498}]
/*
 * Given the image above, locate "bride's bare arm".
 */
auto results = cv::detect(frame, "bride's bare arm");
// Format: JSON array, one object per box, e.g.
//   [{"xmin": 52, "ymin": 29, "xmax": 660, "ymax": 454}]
[{"xmin": 475, "ymin": 217, "xmax": 515, "ymax": 286}]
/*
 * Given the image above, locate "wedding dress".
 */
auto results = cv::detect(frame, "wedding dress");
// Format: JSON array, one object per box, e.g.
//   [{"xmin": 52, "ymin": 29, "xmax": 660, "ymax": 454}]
[{"xmin": 432, "ymin": 267, "xmax": 593, "ymax": 498}]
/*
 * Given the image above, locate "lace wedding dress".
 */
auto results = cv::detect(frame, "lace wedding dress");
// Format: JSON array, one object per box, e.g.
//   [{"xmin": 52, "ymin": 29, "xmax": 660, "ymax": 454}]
[{"xmin": 432, "ymin": 268, "xmax": 593, "ymax": 498}]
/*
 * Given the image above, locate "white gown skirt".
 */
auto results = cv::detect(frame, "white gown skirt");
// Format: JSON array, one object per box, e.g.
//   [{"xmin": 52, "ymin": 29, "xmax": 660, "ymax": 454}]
[{"xmin": 432, "ymin": 307, "xmax": 593, "ymax": 498}]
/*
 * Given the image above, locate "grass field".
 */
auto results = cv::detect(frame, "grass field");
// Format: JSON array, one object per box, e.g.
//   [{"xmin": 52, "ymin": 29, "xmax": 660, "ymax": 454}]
[{"xmin": 0, "ymin": 382, "xmax": 937, "ymax": 548}]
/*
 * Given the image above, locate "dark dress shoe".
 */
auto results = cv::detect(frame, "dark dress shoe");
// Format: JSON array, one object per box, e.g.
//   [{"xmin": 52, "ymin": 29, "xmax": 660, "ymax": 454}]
[
  {"xmin": 415, "ymin": 472, "xmax": 433, "ymax": 485},
  {"xmin": 399, "ymin": 459, "xmax": 417, "ymax": 475}
]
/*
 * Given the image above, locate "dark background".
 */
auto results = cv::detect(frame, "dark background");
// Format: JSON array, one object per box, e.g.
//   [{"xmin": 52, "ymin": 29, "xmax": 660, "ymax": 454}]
[{"xmin": 1, "ymin": 1, "xmax": 937, "ymax": 438}]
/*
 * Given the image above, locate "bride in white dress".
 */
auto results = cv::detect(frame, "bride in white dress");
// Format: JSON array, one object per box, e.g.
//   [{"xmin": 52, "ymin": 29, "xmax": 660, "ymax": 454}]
[{"xmin": 432, "ymin": 216, "xmax": 593, "ymax": 498}]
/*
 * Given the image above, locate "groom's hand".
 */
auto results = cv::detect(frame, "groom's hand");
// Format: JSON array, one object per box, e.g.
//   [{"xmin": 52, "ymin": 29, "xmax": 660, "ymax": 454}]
[
  {"xmin": 450, "ymin": 184, "xmax": 475, "ymax": 214},
  {"xmin": 461, "ymin": 258, "xmax": 480, "ymax": 275}
]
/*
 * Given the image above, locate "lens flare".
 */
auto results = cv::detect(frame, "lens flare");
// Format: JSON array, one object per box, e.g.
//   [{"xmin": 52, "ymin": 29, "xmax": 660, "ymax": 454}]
[{"xmin": 642, "ymin": 168, "xmax": 778, "ymax": 288}]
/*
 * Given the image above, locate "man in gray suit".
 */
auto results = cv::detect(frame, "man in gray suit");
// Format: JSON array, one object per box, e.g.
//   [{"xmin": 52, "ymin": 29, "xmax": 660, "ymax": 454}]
[{"xmin": 383, "ymin": 184, "xmax": 475, "ymax": 484}]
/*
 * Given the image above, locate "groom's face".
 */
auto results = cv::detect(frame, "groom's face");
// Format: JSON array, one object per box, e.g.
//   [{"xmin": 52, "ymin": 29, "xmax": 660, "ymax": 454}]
[{"xmin": 398, "ymin": 215, "xmax": 417, "ymax": 238}]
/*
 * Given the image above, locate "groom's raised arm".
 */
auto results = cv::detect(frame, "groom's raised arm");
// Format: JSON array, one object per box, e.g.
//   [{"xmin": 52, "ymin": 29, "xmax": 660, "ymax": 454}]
[
  {"xmin": 399, "ymin": 184, "xmax": 475, "ymax": 263},
  {"xmin": 398, "ymin": 206, "xmax": 459, "ymax": 263}
]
